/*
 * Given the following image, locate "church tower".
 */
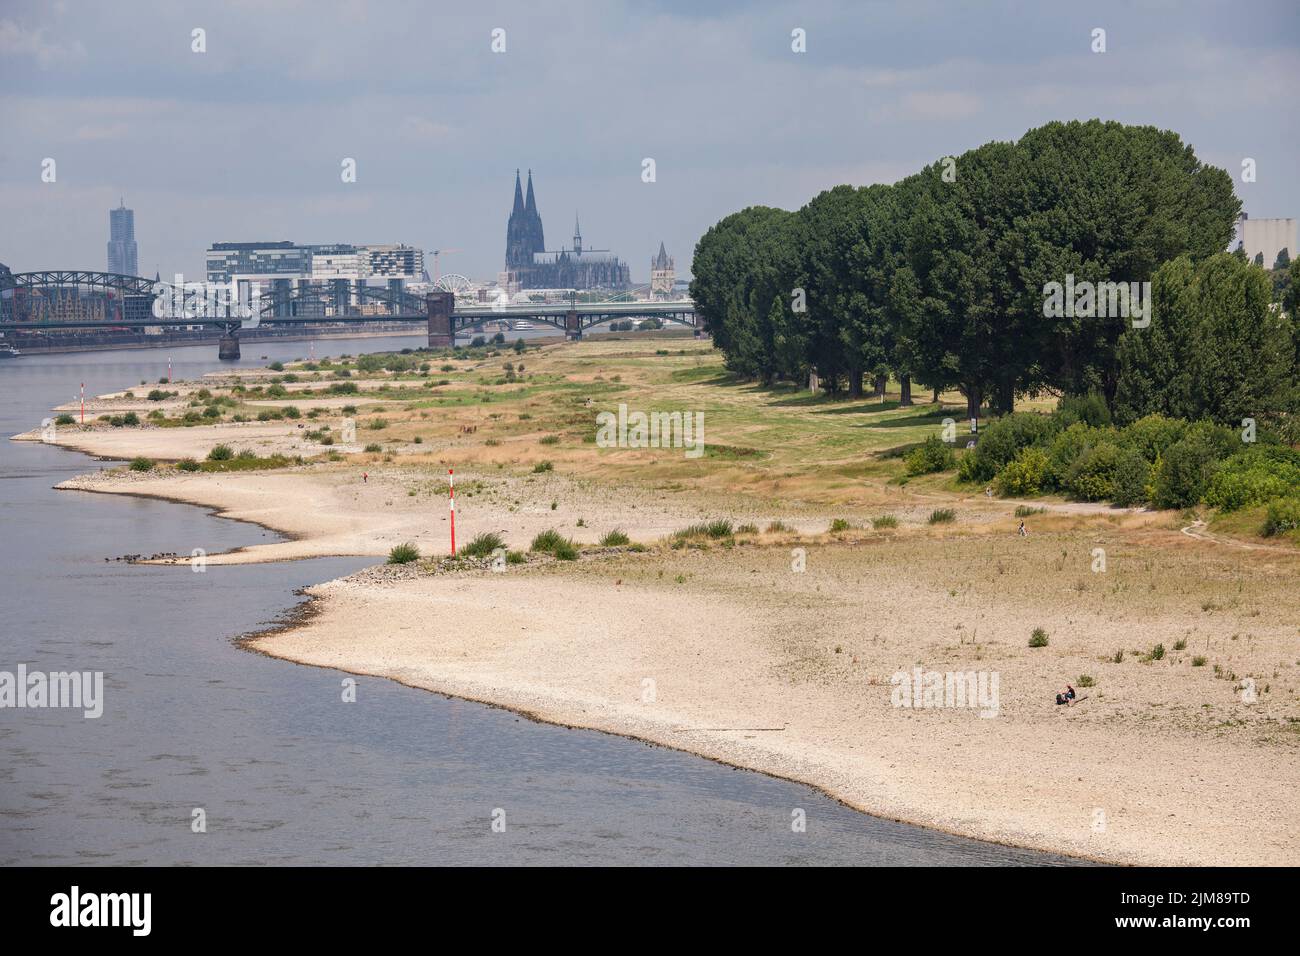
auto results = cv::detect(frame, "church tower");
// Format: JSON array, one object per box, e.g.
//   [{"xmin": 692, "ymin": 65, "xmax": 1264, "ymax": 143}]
[{"xmin": 573, "ymin": 213, "xmax": 582, "ymax": 255}]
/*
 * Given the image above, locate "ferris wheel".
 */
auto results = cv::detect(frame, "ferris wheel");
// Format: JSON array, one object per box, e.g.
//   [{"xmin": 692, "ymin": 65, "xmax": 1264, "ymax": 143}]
[{"xmin": 434, "ymin": 273, "xmax": 472, "ymax": 294}]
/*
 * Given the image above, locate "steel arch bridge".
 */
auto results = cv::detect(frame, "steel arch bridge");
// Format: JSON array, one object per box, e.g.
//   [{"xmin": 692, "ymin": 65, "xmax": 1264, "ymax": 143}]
[{"xmin": 0, "ymin": 271, "xmax": 699, "ymax": 357}]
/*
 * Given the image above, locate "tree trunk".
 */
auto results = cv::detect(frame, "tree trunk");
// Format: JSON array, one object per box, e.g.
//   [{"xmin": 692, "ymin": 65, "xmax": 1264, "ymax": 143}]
[
  {"xmin": 848, "ymin": 362, "xmax": 863, "ymax": 398},
  {"xmin": 994, "ymin": 379, "xmax": 1015, "ymax": 415},
  {"xmin": 964, "ymin": 385, "xmax": 983, "ymax": 423},
  {"xmin": 874, "ymin": 374, "xmax": 887, "ymax": 399},
  {"xmin": 899, "ymin": 375, "xmax": 913, "ymax": 406},
  {"xmin": 932, "ymin": 386, "xmax": 941, "ymax": 404}
]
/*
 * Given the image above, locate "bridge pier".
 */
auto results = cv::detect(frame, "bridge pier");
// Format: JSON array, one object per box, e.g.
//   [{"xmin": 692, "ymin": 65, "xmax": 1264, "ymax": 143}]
[
  {"xmin": 565, "ymin": 309, "xmax": 582, "ymax": 341},
  {"xmin": 218, "ymin": 325, "xmax": 240, "ymax": 360},
  {"xmin": 427, "ymin": 291, "xmax": 454, "ymax": 348}
]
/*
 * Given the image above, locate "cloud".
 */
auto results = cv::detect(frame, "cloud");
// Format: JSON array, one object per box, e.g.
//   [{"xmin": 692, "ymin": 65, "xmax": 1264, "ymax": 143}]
[{"xmin": 0, "ymin": 18, "xmax": 85, "ymax": 67}]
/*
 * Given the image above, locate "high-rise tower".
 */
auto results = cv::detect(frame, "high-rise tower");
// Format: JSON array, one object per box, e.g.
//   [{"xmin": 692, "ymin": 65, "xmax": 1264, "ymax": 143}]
[{"xmin": 107, "ymin": 200, "xmax": 138, "ymax": 276}]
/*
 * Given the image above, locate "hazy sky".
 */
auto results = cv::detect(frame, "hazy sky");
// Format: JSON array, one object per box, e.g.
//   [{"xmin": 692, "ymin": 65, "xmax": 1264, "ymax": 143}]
[{"xmin": 1, "ymin": 0, "xmax": 1296, "ymax": 283}]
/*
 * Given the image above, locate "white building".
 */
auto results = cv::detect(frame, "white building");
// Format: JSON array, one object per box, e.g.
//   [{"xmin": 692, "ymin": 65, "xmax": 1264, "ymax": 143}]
[{"xmin": 1233, "ymin": 215, "xmax": 1296, "ymax": 268}]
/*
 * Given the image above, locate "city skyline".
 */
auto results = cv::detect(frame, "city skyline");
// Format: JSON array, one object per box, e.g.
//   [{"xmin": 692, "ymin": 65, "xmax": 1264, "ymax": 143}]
[{"xmin": 1, "ymin": 1, "xmax": 1298, "ymax": 282}]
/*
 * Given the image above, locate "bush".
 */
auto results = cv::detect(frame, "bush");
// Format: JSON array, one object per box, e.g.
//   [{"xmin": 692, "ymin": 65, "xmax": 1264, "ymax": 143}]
[
  {"xmin": 600, "ymin": 529, "xmax": 631, "ymax": 546},
  {"xmin": 461, "ymin": 532, "xmax": 505, "ymax": 558},
  {"xmin": 1110, "ymin": 446, "xmax": 1152, "ymax": 506},
  {"xmin": 829, "ymin": 518, "xmax": 853, "ymax": 532},
  {"xmin": 1057, "ymin": 391, "xmax": 1111, "ymax": 428},
  {"xmin": 1045, "ymin": 423, "xmax": 1105, "ymax": 489},
  {"xmin": 1263, "ymin": 497, "xmax": 1300, "ymax": 536},
  {"xmin": 470, "ymin": 336, "xmax": 487, "ymax": 348},
  {"xmin": 55, "ymin": 413, "xmax": 75, "ymax": 425},
  {"xmin": 995, "ymin": 446, "xmax": 1049, "ymax": 496},
  {"xmin": 1117, "ymin": 414, "xmax": 1186, "ymax": 464},
  {"xmin": 928, "ymin": 508, "xmax": 956, "ymax": 524},
  {"xmin": 674, "ymin": 519, "xmax": 734, "ymax": 540},
  {"xmin": 1028, "ymin": 628, "xmax": 1049, "ymax": 648},
  {"xmin": 387, "ymin": 542, "xmax": 420, "ymax": 565},
  {"xmin": 1077, "ymin": 675, "xmax": 1096, "ymax": 688},
  {"xmin": 1013, "ymin": 505, "xmax": 1044, "ymax": 517},
  {"xmin": 207, "ymin": 444, "xmax": 234, "ymax": 461},
  {"xmin": 1151, "ymin": 426, "xmax": 1233, "ymax": 509},
  {"xmin": 147, "ymin": 389, "xmax": 168, "ymax": 402},
  {"xmin": 539, "ymin": 435, "xmax": 560, "ymax": 445},
  {"xmin": 121, "ymin": 411, "xmax": 140, "ymax": 426},
  {"xmin": 532, "ymin": 460, "xmax": 553, "ymax": 473},
  {"xmin": 364, "ymin": 443, "xmax": 382, "ymax": 453},
  {"xmin": 128, "ymin": 457, "xmax": 154, "ymax": 472},
  {"xmin": 962, "ymin": 413, "xmax": 1060, "ymax": 482},
  {"xmin": 904, "ymin": 435, "xmax": 956, "ymax": 476},
  {"xmin": 530, "ymin": 529, "xmax": 577, "ymax": 560},
  {"xmin": 1066, "ymin": 441, "xmax": 1122, "ymax": 501},
  {"xmin": 176, "ymin": 458, "xmax": 201, "ymax": 472},
  {"xmin": 283, "ymin": 406, "xmax": 301, "ymax": 419},
  {"xmin": 1203, "ymin": 447, "xmax": 1300, "ymax": 512},
  {"xmin": 871, "ymin": 515, "xmax": 898, "ymax": 529}
]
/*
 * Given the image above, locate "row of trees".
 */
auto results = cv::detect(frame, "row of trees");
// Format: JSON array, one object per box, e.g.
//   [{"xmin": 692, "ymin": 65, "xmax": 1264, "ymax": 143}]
[{"xmin": 690, "ymin": 120, "xmax": 1297, "ymax": 429}]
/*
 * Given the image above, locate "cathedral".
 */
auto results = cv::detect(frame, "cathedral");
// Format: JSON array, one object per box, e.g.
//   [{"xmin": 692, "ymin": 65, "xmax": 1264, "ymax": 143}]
[{"xmin": 502, "ymin": 170, "xmax": 630, "ymax": 291}]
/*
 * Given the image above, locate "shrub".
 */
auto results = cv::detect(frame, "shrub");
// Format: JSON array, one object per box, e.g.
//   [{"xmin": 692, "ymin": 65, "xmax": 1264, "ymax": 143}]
[
  {"xmin": 282, "ymin": 406, "xmax": 301, "ymax": 419},
  {"xmin": 1117, "ymin": 414, "xmax": 1186, "ymax": 464},
  {"xmin": 364, "ymin": 443, "xmax": 382, "ymax": 453},
  {"xmin": 387, "ymin": 542, "xmax": 420, "ymax": 565},
  {"xmin": 1151, "ymin": 427, "xmax": 1232, "ymax": 509},
  {"xmin": 1146, "ymin": 643, "xmax": 1166, "ymax": 662},
  {"xmin": 1204, "ymin": 447, "xmax": 1300, "ymax": 512},
  {"xmin": 1066, "ymin": 441, "xmax": 1122, "ymax": 501},
  {"xmin": 506, "ymin": 550, "xmax": 526, "ymax": 564},
  {"xmin": 1110, "ymin": 446, "xmax": 1152, "ymax": 506},
  {"xmin": 176, "ymin": 458, "xmax": 201, "ymax": 472},
  {"xmin": 207, "ymin": 444, "xmax": 234, "ymax": 461},
  {"xmin": 1013, "ymin": 505, "xmax": 1044, "ymax": 517},
  {"xmin": 368, "ymin": 418, "xmax": 388, "ymax": 430},
  {"xmin": 539, "ymin": 434, "xmax": 560, "ymax": 445},
  {"xmin": 1192, "ymin": 656, "xmax": 1208, "ymax": 667},
  {"xmin": 121, "ymin": 411, "xmax": 140, "ymax": 426},
  {"xmin": 265, "ymin": 384, "xmax": 288, "ymax": 398},
  {"xmin": 470, "ymin": 336, "xmax": 487, "ymax": 348},
  {"xmin": 766, "ymin": 520, "xmax": 793, "ymax": 532},
  {"xmin": 871, "ymin": 515, "xmax": 898, "ymax": 529},
  {"xmin": 268, "ymin": 361, "xmax": 284, "ymax": 371},
  {"xmin": 1077, "ymin": 675, "xmax": 1096, "ymax": 688},
  {"xmin": 904, "ymin": 435, "xmax": 956, "ymax": 476},
  {"xmin": 461, "ymin": 532, "xmax": 505, "ymax": 558},
  {"xmin": 1263, "ymin": 497, "xmax": 1300, "ymax": 537},
  {"xmin": 829, "ymin": 518, "xmax": 852, "ymax": 532},
  {"xmin": 963, "ymin": 413, "xmax": 1060, "ymax": 482},
  {"xmin": 1028, "ymin": 628, "xmax": 1049, "ymax": 648},
  {"xmin": 203, "ymin": 405, "xmax": 221, "ymax": 418},
  {"xmin": 735, "ymin": 523, "xmax": 759, "ymax": 534},
  {"xmin": 128, "ymin": 457, "xmax": 154, "ymax": 472},
  {"xmin": 600, "ymin": 529, "xmax": 631, "ymax": 546},
  {"xmin": 55, "ymin": 413, "xmax": 75, "ymax": 425},
  {"xmin": 532, "ymin": 461, "xmax": 553, "ymax": 473},
  {"xmin": 995, "ymin": 446, "xmax": 1049, "ymax": 496},
  {"xmin": 1057, "ymin": 391, "xmax": 1111, "ymax": 428},
  {"xmin": 674, "ymin": 520, "xmax": 734, "ymax": 540},
  {"xmin": 147, "ymin": 389, "xmax": 168, "ymax": 401},
  {"xmin": 927, "ymin": 508, "xmax": 956, "ymax": 524},
  {"xmin": 530, "ymin": 529, "xmax": 577, "ymax": 560}
]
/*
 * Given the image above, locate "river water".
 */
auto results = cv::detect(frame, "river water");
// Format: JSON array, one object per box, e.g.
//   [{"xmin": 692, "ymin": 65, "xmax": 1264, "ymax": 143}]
[{"xmin": 0, "ymin": 336, "xmax": 1074, "ymax": 865}]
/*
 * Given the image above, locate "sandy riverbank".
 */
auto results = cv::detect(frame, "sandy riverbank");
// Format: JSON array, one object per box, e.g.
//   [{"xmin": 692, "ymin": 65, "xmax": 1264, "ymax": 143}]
[{"xmin": 18, "ymin": 361, "xmax": 1299, "ymax": 865}]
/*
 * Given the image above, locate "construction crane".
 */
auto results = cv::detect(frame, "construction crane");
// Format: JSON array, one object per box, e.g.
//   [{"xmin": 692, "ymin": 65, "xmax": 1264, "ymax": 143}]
[{"xmin": 431, "ymin": 249, "xmax": 462, "ymax": 283}]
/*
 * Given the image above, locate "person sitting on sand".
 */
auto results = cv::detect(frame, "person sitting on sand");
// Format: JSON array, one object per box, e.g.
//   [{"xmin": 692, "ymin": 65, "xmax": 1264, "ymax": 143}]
[
  {"xmin": 1055, "ymin": 684, "xmax": 1076, "ymax": 706},
  {"xmin": 1018, "ymin": 520, "xmax": 1027, "ymax": 536}
]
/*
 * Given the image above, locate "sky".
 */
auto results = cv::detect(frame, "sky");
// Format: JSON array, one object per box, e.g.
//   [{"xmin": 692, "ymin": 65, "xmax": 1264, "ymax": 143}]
[{"xmin": 1, "ymin": 0, "xmax": 1297, "ymax": 284}]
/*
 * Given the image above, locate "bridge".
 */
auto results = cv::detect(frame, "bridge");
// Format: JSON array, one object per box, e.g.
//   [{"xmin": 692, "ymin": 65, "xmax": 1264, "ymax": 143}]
[{"xmin": 0, "ymin": 271, "xmax": 698, "ymax": 358}]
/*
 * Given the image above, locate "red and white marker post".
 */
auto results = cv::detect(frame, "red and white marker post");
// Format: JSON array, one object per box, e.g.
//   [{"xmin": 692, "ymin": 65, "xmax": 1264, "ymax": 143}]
[
  {"xmin": 448, "ymin": 468, "xmax": 456, "ymax": 555},
  {"xmin": 79, "ymin": 382, "xmax": 84, "ymax": 425},
  {"xmin": 167, "ymin": 357, "xmax": 172, "ymax": 383}
]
